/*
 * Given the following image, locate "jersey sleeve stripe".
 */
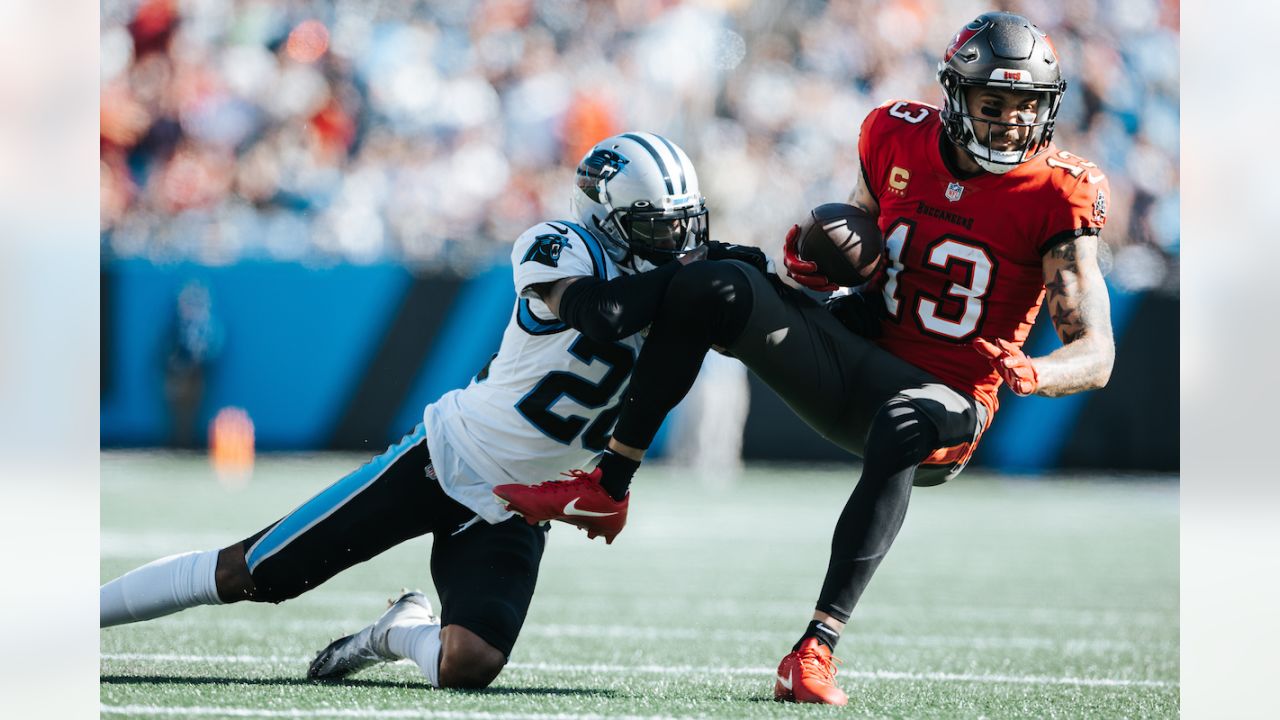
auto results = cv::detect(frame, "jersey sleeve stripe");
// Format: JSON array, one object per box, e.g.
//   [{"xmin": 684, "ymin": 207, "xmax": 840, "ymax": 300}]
[
  {"xmin": 517, "ymin": 298, "xmax": 568, "ymax": 335},
  {"xmin": 562, "ymin": 221, "xmax": 608, "ymax": 280},
  {"xmin": 620, "ymin": 132, "xmax": 675, "ymax": 195},
  {"xmin": 1036, "ymin": 226, "xmax": 1101, "ymax": 256}
]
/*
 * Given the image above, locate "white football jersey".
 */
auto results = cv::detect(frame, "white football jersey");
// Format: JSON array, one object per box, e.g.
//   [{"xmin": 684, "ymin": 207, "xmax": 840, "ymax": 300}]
[{"xmin": 424, "ymin": 220, "xmax": 645, "ymax": 523}]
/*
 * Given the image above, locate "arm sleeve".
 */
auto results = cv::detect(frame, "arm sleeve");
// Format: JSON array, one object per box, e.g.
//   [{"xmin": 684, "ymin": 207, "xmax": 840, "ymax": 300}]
[
  {"xmin": 556, "ymin": 261, "xmax": 683, "ymax": 342},
  {"xmin": 1037, "ymin": 171, "xmax": 1111, "ymax": 255}
]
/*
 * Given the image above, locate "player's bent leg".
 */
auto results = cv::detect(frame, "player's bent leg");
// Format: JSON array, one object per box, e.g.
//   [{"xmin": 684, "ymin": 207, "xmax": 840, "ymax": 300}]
[
  {"xmin": 721, "ymin": 267, "xmax": 884, "ymax": 447},
  {"xmin": 243, "ymin": 423, "xmax": 449, "ymax": 604},
  {"xmin": 774, "ymin": 396, "xmax": 944, "ymax": 706},
  {"xmin": 102, "ymin": 424, "xmax": 449, "ymax": 629},
  {"xmin": 439, "ymin": 624, "xmax": 507, "ymax": 689},
  {"xmin": 611, "ymin": 259, "xmax": 756, "ymax": 452},
  {"xmin": 816, "ymin": 395, "xmax": 941, "ymax": 622},
  {"xmin": 723, "ymin": 266, "xmax": 985, "ymax": 465},
  {"xmin": 430, "ymin": 513, "xmax": 548, "ymax": 686}
]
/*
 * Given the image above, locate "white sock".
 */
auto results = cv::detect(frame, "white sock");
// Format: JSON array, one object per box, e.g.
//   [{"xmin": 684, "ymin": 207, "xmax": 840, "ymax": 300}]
[
  {"xmin": 100, "ymin": 550, "xmax": 224, "ymax": 627},
  {"xmin": 386, "ymin": 622, "xmax": 442, "ymax": 687}
]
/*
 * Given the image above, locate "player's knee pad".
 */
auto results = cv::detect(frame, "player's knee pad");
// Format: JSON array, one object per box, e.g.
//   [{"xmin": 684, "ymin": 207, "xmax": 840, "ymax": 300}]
[
  {"xmin": 662, "ymin": 260, "xmax": 754, "ymax": 345},
  {"xmin": 866, "ymin": 395, "xmax": 942, "ymax": 474}
]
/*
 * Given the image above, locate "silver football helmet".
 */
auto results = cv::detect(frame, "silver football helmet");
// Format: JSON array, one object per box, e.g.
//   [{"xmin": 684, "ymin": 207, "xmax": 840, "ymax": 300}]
[
  {"xmin": 937, "ymin": 12, "xmax": 1066, "ymax": 174},
  {"xmin": 571, "ymin": 132, "xmax": 709, "ymax": 267}
]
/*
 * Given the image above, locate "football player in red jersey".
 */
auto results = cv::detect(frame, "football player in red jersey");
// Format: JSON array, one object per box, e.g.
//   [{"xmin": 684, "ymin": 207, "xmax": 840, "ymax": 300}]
[{"xmin": 495, "ymin": 11, "xmax": 1114, "ymax": 705}]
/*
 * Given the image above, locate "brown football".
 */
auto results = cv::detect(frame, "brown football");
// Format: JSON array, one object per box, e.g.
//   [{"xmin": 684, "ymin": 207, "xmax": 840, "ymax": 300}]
[{"xmin": 795, "ymin": 203, "xmax": 884, "ymax": 287}]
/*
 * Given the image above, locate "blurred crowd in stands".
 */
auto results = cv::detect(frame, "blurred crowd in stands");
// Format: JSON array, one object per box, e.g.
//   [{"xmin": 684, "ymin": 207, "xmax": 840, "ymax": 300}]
[{"xmin": 101, "ymin": 0, "xmax": 1180, "ymax": 292}]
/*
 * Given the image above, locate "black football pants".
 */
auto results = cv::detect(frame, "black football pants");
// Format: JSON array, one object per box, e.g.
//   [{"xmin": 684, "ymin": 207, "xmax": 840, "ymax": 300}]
[
  {"xmin": 236, "ymin": 423, "xmax": 549, "ymax": 656},
  {"xmin": 612, "ymin": 260, "xmax": 985, "ymax": 622}
]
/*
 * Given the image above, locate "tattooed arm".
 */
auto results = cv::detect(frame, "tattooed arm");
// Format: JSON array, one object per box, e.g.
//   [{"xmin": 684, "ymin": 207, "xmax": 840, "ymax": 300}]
[
  {"xmin": 846, "ymin": 165, "xmax": 880, "ymax": 216},
  {"xmin": 1032, "ymin": 236, "xmax": 1115, "ymax": 397}
]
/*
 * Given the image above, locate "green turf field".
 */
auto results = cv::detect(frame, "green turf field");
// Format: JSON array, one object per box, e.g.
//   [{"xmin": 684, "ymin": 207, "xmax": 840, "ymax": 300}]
[{"xmin": 101, "ymin": 452, "xmax": 1178, "ymax": 719}]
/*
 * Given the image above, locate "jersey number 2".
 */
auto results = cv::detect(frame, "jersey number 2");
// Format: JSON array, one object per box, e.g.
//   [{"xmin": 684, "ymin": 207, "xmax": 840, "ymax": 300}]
[
  {"xmin": 882, "ymin": 221, "xmax": 995, "ymax": 341},
  {"xmin": 517, "ymin": 335, "xmax": 635, "ymax": 451}
]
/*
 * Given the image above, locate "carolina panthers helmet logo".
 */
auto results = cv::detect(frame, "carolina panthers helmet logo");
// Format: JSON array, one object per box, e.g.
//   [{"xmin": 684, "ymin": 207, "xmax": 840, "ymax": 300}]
[
  {"xmin": 576, "ymin": 149, "xmax": 629, "ymax": 202},
  {"xmin": 522, "ymin": 233, "xmax": 571, "ymax": 268}
]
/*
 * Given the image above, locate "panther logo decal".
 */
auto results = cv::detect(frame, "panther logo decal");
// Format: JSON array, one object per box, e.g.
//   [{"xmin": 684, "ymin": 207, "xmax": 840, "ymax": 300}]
[
  {"xmin": 522, "ymin": 233, "xmax": 571, "ymax": 268},
  {"xmin": 576, "ymin": 149, "xmax": 629, "ymax": 202}
]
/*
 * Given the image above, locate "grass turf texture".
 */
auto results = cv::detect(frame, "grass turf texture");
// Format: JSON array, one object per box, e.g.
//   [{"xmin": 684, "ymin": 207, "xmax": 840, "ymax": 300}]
[{"xmin": 102, "ymin": 452, "xmax": 1178, "ymax": 719}]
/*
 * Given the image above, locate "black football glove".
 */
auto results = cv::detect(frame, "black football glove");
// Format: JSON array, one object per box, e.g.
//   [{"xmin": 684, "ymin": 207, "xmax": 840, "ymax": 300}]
[
  {"xmin": 825, "ymin": 288, "xmax": 886, "ymax": 339},
  {"xmin": 703, "ymin": 240, "xmax": 770, "ymax": 276}
]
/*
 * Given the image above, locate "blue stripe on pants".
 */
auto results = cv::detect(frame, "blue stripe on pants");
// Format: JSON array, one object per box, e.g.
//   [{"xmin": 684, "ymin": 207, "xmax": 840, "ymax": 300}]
[{"xmin": 246, "ymin": 423, "xmax": 427, "ymax": 572}]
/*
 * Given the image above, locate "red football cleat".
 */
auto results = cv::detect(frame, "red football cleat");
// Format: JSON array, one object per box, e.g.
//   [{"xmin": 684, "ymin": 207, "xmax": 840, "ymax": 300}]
[
  {"xmin": 774, "ymin": 637, "xmax": 848, "ymax": 705},
  {"xmin": 493, "ymin": 468, "xmax": 628, "ymax": 544}
]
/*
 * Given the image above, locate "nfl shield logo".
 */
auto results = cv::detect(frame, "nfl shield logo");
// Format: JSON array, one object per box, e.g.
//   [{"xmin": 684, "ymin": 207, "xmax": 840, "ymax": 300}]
[{"xmin": 945, "ymin": 182, "xmax": 964, "ymax": 202}]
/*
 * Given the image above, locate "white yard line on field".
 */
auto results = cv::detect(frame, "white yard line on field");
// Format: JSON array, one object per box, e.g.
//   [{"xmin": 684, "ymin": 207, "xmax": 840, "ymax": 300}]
[
  {"xmin": 222, "ymin": 590, "xmax": 1174, "ymax": 627},
  {"xmin": 508, "ymin": 662, "xmax": 1179, "ymax": 689},
  {"xmin": 100, "ymin": 653, "xmax": 1176, "ymax": 689},
  {"xmin": 101, "ymin": 705, "xmax": 680, "ymax": 720},
  {"xmin": 139, "ymin": 616, "xmax": 1166, "ymax": 653}
]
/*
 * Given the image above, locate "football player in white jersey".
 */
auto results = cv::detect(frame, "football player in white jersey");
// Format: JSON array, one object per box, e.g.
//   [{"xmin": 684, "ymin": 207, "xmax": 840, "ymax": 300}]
[{"xmin": 100, "ymin": 131, "xmax": 770, "ymax": 690}]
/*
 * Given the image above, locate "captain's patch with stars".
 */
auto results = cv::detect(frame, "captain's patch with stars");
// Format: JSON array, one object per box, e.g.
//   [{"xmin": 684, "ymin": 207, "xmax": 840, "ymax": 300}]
[{"xmin": 522, "ymin": 233, "xmax": 571, "ymax": 267}]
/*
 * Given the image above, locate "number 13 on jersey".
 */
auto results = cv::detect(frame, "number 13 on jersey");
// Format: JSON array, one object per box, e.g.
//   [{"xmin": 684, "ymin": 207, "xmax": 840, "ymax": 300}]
[{"xmin": 881, "ymin": 220, "xmax": 996, "ymax": 341}]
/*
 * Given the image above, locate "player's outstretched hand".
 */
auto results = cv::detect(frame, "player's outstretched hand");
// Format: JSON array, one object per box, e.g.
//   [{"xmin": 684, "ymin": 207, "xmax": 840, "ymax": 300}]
[
  {"xmin": 782, "ymin": 225, "xmax": 839, "ymax": 292},
  {"xmin": 974, "ymin": 338, "xmax": 1039, "ymax": 396},
  {"xmin": 704, "ymin": 240, "xmax": 770, "ymax": 275}
]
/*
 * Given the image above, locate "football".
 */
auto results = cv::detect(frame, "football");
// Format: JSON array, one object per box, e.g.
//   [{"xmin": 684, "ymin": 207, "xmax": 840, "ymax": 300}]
[{"xmin": 795, "ymin": 203, "xmax": 885, "ymax": 287}]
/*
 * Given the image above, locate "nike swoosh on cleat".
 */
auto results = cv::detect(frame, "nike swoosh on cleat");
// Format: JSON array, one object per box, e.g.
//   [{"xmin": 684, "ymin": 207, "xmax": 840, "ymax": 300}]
[
  {"xmin": 777, "ymin": 671, "xmax": 793, "ymax": 691},
  {"xmin": 562, "ymin": 498, "xmax": 618, "ymax": 517}
]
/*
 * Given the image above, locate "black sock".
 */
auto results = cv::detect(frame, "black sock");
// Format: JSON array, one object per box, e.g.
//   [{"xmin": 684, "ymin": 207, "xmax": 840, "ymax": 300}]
[
  {"xmin": 597, "ymin": 450, "xmax": 639, "ymax": 501},
  {"xmin": 795, "ymin": 620, "xmax": 841, "ymax": 652}
]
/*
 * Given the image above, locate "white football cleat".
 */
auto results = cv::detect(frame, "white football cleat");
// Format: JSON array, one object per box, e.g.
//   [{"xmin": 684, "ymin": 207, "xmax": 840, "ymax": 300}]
[{"xmin": 308, "ymin": 590, "xmax": 437, "ymax": 681}]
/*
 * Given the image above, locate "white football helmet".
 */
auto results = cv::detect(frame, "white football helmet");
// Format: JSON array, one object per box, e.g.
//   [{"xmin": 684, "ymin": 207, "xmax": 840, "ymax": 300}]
[{"xmin": 571, "ymin": 132, "xmax": 709, "ymax": 268}]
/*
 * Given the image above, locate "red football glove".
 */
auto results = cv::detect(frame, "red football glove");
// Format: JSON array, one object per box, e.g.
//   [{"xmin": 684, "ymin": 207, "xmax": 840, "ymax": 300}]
[
  {"xmin": 782, "ymin": 225, "xmax": 839, "ymax": 292},
  {"xmin": 973, "ymin": 338, "xmax": 1039, "ymax": 396}
]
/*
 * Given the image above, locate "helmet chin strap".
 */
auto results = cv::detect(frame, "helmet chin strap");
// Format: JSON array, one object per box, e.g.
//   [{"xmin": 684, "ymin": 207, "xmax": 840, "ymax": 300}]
[{"xmin": 971, "ymin": 152, "xmax": 1020, "ymax": 175}]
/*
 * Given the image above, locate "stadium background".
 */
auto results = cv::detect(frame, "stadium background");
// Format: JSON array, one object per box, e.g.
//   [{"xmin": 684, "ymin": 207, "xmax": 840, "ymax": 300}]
[{"xmin": 99, "ymin": 0, "xmax": 1180, "ymax": 473}]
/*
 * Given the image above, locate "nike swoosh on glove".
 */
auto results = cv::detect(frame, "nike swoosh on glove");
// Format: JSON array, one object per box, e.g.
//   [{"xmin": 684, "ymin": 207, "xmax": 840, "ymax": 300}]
[
  {"xmin": 973, "ymin": 337, "xmax": 1039, "ymax": 396},
  {"xmin": 704, "ymin": 240, "xmax": 770, "ymax": 275},
  {"xmin": 782, "ymin": 225, "xmax": 839, "ymax": 292}
]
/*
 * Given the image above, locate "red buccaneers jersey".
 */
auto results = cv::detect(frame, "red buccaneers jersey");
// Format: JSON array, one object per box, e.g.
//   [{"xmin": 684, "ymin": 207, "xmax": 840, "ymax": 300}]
[{"xmin": 858, "ymin": 99, "xmax": 1109, "ymax": 419}]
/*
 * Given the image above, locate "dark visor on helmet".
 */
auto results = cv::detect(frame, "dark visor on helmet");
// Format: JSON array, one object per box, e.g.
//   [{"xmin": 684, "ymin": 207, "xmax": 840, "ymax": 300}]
[
  {"xmin": 608, "ymin": 202, "xmax": 709, "ymax": 261},
  {"xmin": 966, "ymin": 98, "xmax": 1054, "ymax": 162},
  {"xmin": 941, "ymin": 71, "xmax": 1064, "ymax": 165}
]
